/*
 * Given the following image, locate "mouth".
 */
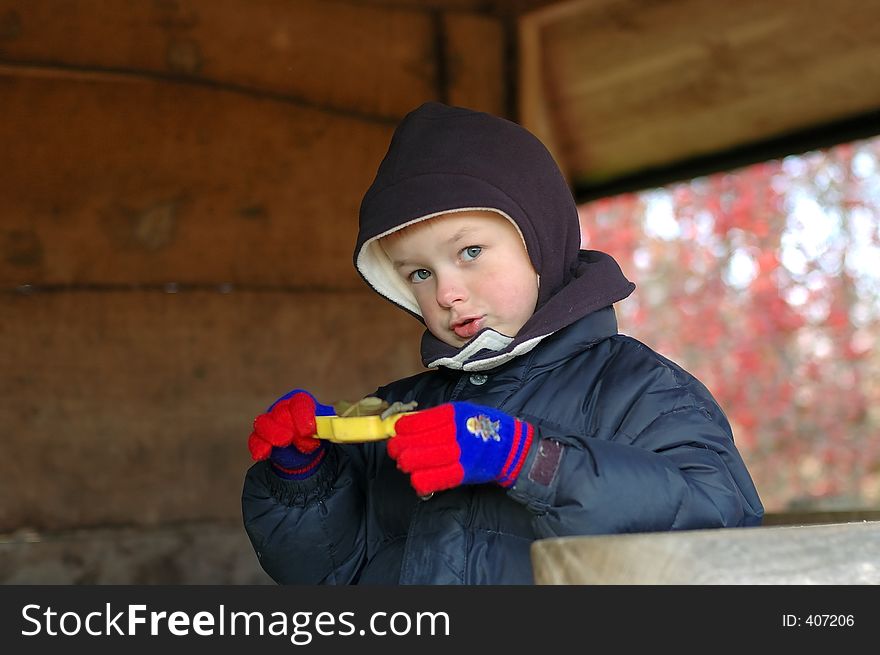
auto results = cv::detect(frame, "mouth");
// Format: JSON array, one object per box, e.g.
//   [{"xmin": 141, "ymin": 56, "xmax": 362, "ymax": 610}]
[{"xmin": 451, "ymin": 315, "xmax": 485, "ymax": 340}]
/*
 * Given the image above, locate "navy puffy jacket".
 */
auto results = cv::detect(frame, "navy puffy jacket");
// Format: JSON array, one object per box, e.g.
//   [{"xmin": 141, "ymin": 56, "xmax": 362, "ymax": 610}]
[{"xmin": 242, "ymin": 306, "xmax": 764, "ymax": 584}]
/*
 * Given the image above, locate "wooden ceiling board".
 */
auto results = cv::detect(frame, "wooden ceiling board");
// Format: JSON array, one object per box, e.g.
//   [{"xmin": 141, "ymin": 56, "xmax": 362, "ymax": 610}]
[{"xmin": 520, "ymin": 0, "xmax": 880, "ymax": 188}]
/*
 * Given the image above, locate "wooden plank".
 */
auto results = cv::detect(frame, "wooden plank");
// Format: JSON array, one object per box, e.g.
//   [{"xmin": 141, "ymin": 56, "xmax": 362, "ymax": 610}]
[
  {"xmin": 763, "ymin": 510, "xmax": 880, "ymax": 526},
  {"xmin": 0, "ymin": 70, "xmax": 393, "ymax": 287},
  {"xmin": 520, "ymin": 0, "xmax": 880, "ymax": 186},
  {"xmin": 531, "ymin": 521, "xmax": 880, "ymax": 584},
  {"xmin": 0, "ymin": 0, "xmax": 437, "ymax": 118},
  {"xmin": 444, "ymin": 12, "xmax": 507, "ymax": 116},
  {"xmin": 0, "ymin": 290, "xmax": 426, "ymax": 532},
  {"xmin": 349, "ymin": 1, "xmax": 569, "ymax": 14}
]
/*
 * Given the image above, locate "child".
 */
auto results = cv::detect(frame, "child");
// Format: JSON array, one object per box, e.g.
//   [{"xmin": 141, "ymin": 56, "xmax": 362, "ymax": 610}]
[{"xmin": 241, "ymin": 102, "xmax": 764, "ymax": 584}]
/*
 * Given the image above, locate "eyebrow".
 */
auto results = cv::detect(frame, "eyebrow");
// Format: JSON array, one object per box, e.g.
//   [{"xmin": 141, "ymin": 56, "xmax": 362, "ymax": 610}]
[
  {"xmin": 447, "ymin": 226, "xmax": 477, "ymax": 244},
  {"xmin": 389, "ymin": 225, "xmax": 481, "ymax": 270}
]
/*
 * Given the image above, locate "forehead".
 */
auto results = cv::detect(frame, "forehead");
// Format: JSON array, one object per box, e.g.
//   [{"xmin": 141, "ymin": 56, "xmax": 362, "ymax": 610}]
[{"xmin": 380, "ymin": 210, "xmax": 521, "ymax": 249}]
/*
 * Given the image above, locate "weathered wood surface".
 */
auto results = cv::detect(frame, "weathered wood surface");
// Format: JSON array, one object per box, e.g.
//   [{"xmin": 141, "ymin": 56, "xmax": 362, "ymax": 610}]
[
  {"xmin": 762, "ymin": 509, "xmax": 880, "ymax": 526},
  {"xmin": 0, "ymin": 0, "xmax": 437, "ymax": 119},
  {"xmin": 520, "ymin": 0, "xmax": 880, "ymax": 185},
  {"xmin": 531, "ymin": 521, "xmax": 880, "ymax": 584},
  {"xmin": 0, "ymin": 0, "xmax": 525, "ymax": 120},
  {"xmin": 444, "ymin": 11, "xmax": 507, "ymax": 116},
  {"xmin": 0, "ymin": 70, "xmax": 393, "ymax": 287},
  {"xmin": 0, "ymin": 290, "xmax": 425, "ymax": 532}
]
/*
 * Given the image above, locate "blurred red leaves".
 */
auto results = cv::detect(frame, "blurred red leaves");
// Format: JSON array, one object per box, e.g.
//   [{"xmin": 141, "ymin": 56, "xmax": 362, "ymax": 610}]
[{"xmin": 578, "ymin": 138, "xmax": 880, "ymax": 512}]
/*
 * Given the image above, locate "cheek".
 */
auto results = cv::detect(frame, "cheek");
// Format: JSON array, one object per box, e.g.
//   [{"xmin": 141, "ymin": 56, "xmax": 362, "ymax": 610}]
[
  {"xmin": 482, "ymin": 270, "xmax": 538, "ymax": 314},
  {"xmin": 411, "ymin": 285, "xmax": 444, "ymax": 323},
  {"xmin": 410, "ymin": 283, "xmax": 431, "ymax": 307}
]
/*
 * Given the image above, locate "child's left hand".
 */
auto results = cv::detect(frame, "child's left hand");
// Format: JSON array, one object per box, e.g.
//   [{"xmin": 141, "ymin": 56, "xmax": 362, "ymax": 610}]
[{"xmin": 387, "ymin": 402, "xmax": 534, "ymax": 496}]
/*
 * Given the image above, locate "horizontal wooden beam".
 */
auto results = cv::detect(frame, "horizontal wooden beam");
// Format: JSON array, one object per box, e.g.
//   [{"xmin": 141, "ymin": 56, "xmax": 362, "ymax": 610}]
[
  {"xmin": 0, "ymin": 70, "xmax": 393, "ymax": 288},
  {"xmin": 531, "ymin": 521, "xmax": 880, "ymax": 584},
  {"xmin": 0, "ymin": 0, "xmax": 438, "ymax": 119},
  {"xmin": 572, "ymin": 108, "xmax": 880, "ymax": 201}
]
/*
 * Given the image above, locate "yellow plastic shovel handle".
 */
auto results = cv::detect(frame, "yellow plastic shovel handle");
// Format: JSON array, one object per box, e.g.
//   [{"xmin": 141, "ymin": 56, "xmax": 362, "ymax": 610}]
[{"xmin": 313, "ymin": 413, "xmax": 414, "ymax": 443}]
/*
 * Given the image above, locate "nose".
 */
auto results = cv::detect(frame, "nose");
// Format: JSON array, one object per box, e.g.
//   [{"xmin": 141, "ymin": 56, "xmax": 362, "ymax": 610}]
[{"xmin": 435, "ymin": 273, "xmax": 467, "ymax": 307}]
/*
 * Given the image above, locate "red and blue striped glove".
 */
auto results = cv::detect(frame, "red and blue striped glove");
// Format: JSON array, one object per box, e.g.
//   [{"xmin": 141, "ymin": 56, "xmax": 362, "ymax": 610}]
[
  {"xmin": 387, "ymin": 402, "xmax": 534, "ymax": 496},
  {"xmin": 247, "ymin": 389, "xmax": 335, "ymax": 480}
]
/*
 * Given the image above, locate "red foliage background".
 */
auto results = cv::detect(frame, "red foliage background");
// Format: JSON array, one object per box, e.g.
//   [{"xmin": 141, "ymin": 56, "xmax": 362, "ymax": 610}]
[{"xmin": 579, "ymin": 138, "xmax": 880, "ymax": 512}]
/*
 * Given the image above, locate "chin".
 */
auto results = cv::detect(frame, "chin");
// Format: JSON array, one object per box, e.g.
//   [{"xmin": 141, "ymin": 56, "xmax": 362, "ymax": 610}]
[{"xmin": 437, "ymin": 332, "xmax": 467, "ymax": 348}]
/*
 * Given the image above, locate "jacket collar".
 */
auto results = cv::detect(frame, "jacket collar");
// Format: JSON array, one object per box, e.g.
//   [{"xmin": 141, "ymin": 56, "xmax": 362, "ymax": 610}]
[{"xmin": 422, "ymin": 250, "xmax": 634, "ymax": 371}]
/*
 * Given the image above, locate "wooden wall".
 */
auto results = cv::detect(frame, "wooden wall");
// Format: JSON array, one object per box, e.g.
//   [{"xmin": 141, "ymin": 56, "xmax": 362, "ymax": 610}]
[{"xmin": 0, "ymin": 0, "xmax": 517, "ymax": 582}]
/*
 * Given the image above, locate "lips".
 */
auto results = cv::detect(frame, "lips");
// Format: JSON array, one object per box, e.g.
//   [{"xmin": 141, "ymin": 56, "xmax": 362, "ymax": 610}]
[{"xmin": 451, "ymin": 315, "xmax": 485, "ymax": 339}]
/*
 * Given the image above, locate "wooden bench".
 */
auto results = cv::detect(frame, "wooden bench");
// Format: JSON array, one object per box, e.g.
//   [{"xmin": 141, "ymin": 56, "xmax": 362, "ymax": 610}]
[{"xmin": 530, "ymin": 520, "xmax": 880, "ymax": 584}]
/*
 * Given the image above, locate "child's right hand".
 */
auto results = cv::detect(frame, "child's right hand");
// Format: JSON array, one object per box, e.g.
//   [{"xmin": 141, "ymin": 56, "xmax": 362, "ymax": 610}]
[{"xmin": 247, "ymin": 390, "xmax": 331, "ymax": 461}]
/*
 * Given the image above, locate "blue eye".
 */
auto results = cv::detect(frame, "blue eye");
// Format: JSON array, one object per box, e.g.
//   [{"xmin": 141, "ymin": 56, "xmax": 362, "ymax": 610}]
[
  {"xmin": 462, "ymin": 246, "xmax": 482, "ymax": 261},
  {"xmin": 409, "ymin": 269, "xmax": 431, "ymax": 283}
]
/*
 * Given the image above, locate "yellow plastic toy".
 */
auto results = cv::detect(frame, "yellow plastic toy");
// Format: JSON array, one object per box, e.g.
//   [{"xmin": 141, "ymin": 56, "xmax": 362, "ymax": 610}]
[{"xmin": 314, "ymin": 412, "xmax": 415, "ymax": 443}]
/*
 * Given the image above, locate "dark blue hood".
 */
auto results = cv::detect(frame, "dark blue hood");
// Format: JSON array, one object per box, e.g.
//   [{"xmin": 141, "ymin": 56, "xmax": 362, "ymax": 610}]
[{"xmin": 354, "ymin": 102, "xmax": 635, "ymax": 369}]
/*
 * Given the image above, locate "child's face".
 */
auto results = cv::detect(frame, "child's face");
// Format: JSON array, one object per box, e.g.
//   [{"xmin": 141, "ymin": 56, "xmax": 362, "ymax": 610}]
[{"xmin": 380, "ymin": 210, "xmax": 539, "ymax": 348}]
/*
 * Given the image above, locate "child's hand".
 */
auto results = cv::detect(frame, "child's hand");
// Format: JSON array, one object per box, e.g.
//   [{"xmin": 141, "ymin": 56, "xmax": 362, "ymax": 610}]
[
  {"xmin": 387, "ymin": 402, "xmax": 534, "ymax": 496},
  {"xmin": 247, "ymin": 390, "xmax": 335, "ymax": 479}
]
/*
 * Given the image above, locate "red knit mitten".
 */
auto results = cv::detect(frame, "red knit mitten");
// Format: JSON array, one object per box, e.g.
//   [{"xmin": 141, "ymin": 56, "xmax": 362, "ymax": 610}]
[
  {"xmin": 247, "ymin": 390, "xmax": 334, "ymax": 480},
  {"xmin": 387, "ymin": 402, "xmax": 533, "ymax": 496}
]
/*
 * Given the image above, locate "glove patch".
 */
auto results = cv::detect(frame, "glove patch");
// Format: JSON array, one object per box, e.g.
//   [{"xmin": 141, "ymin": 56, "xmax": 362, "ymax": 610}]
[{"xmin": 466, "ymin": 414, "xmax": 501, "ymax": 442}]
